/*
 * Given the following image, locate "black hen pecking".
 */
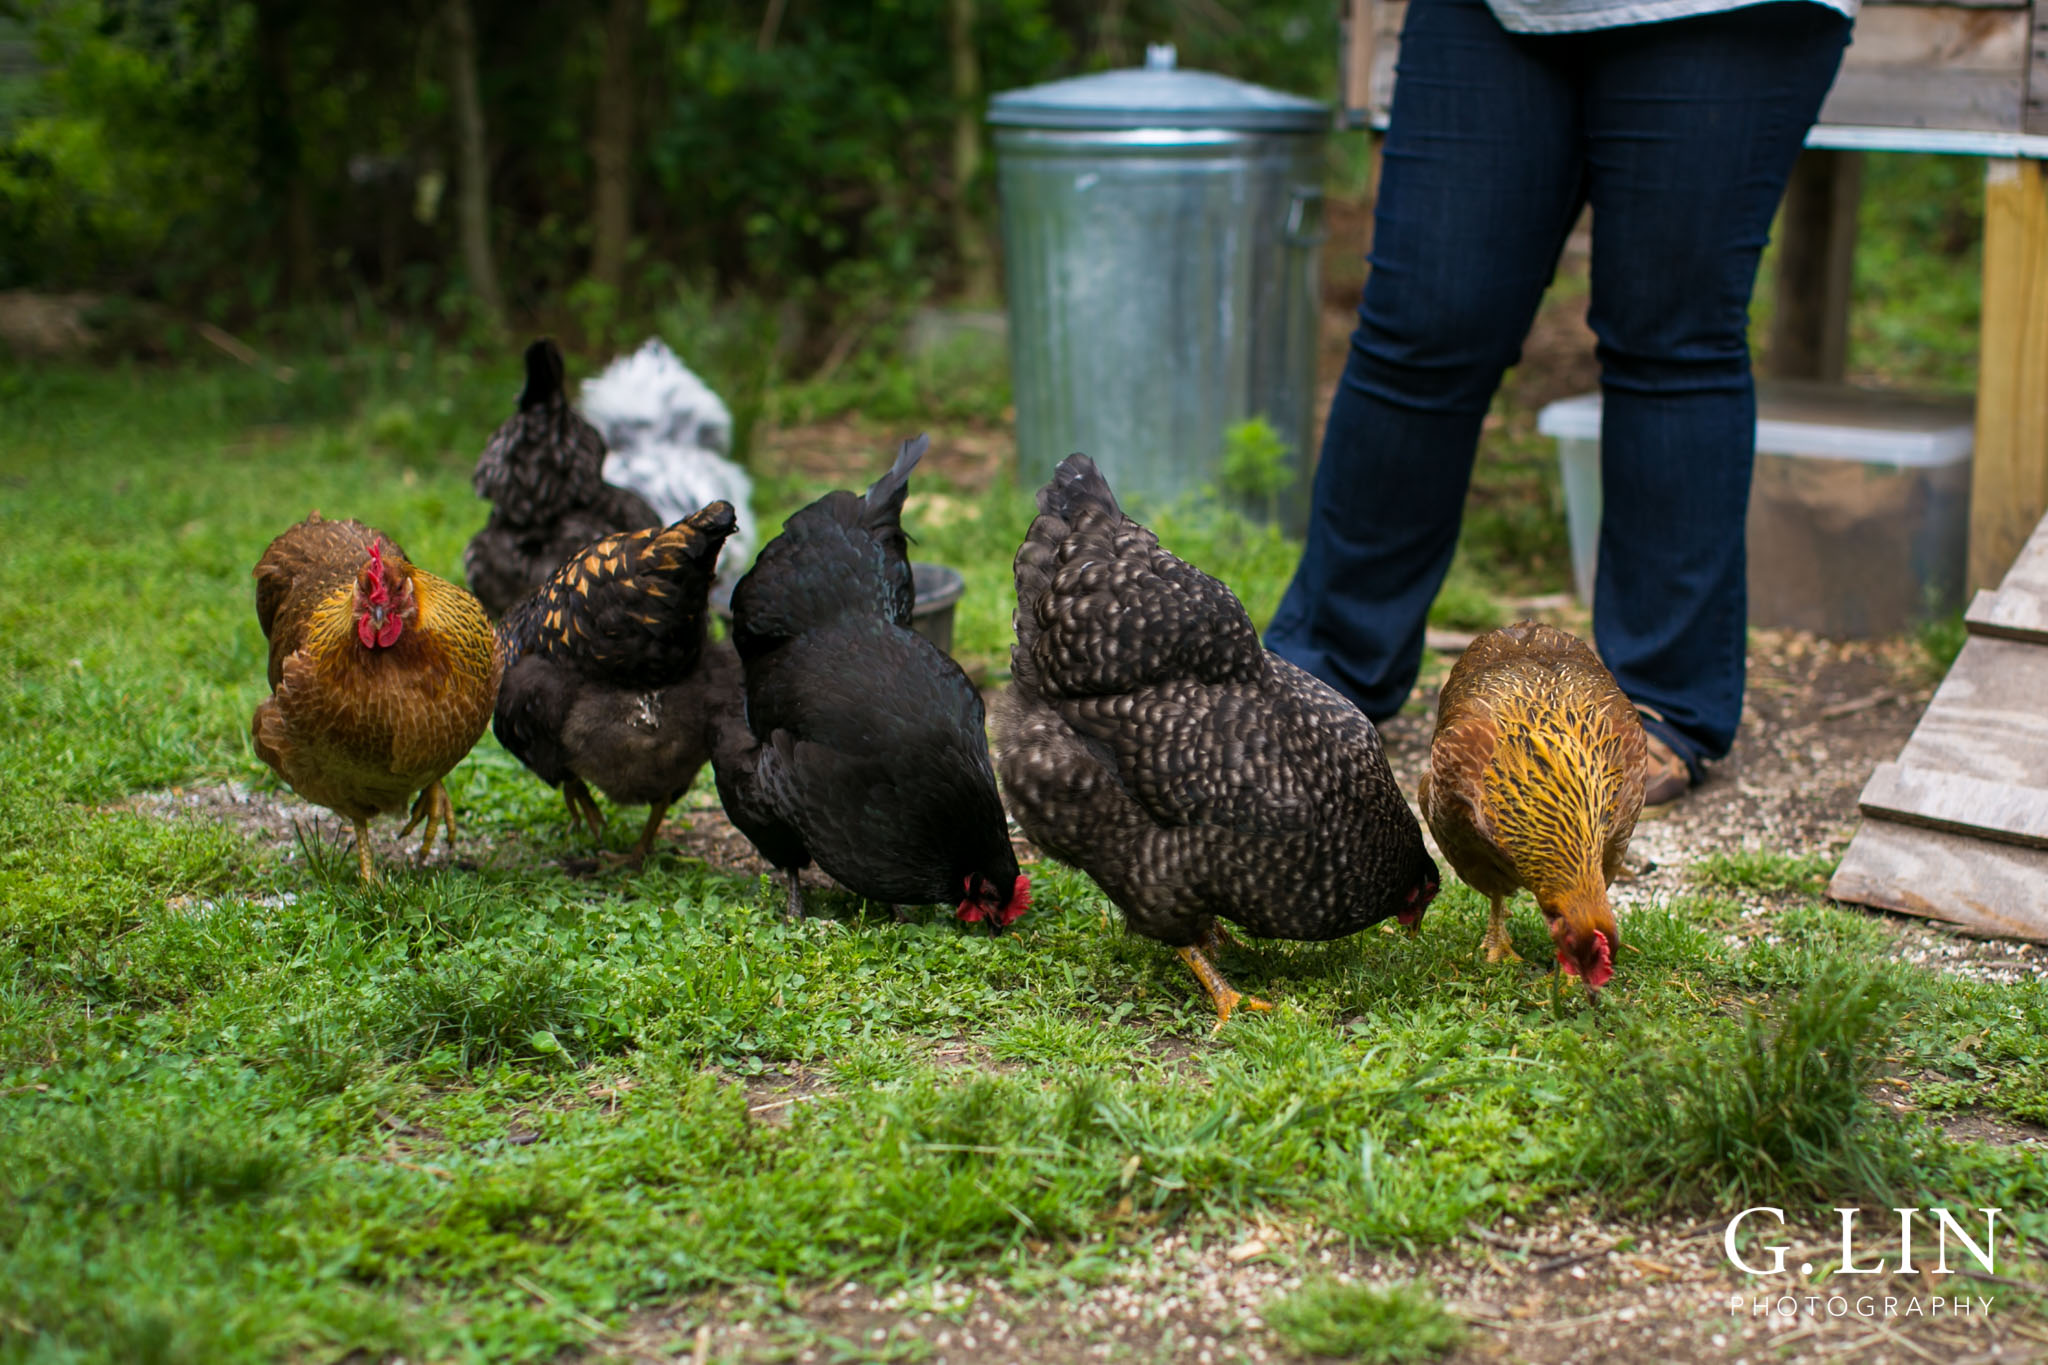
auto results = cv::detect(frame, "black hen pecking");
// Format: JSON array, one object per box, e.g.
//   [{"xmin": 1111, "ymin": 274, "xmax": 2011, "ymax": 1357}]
[
  {"xmin": 494, "ymin": 502, "xmax": 739, "ymax": 865},
  {"xmin": 465, "ymin": 337, "xmax": 663, "ymax": 618},
  {"xmin": 993, "ymin": 454, "xmax": 1439, "ymax": 1031},
  {"xmin": 710, "ymin": 435, "xmax": 1028, "ymax": 928}
]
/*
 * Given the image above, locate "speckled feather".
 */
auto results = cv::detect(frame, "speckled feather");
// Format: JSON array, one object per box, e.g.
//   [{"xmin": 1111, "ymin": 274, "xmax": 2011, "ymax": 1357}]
[
  {"xmin": 464, "ymin": 338, "xmax": 660, "ymax": 617},
  {"xmin": 250, "ymin": 514, "xmax": 503, "ymax": 823},
  {"xmin": 1419, "ymin": 622, "xmax": 1647, "ymax": 929},
  {"xmin": 992, "ymin": 454, "xmax": 1437, "ymax": 948},
  {"xmin": 492, "ymin": 503, "xmax": 738, "ymax": 806},
  {"xmin": 710, "ymin": 437, "xmax": 1020, "ymax": 907}
]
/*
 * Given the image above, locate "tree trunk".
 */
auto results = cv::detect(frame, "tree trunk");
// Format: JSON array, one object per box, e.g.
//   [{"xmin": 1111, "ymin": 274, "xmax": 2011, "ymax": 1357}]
[
  {"xmin": 948, "ymin": 0, "xmax": 995, "ymax": 303},
  {"xmin": 1768, "ymin": 149, "xmax": 1862, "ymax": 382},
  {"xmin": 446, "ymin": 0, "xmax": 507, "ymax": 331},
  {"xmin": 252, "ymin": 0, "xmax": 316, "ymax": 302},
  {"xmin": 589, "ymin": 0, "xmax": 642, "ymax": 295}
]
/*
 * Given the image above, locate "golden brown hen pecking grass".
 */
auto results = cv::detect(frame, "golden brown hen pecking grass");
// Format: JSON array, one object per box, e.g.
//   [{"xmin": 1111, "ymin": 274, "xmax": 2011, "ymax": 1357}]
[
  {"xmin": 1418, "ymin": 622, "xmax": 1647, "ymax": 994},
  {"xmin": 252, "ymin": 514, "xmax": 504, "ymax": 880}
]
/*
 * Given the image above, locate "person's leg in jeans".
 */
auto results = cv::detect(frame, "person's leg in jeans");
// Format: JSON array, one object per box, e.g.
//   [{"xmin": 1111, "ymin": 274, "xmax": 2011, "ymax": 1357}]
[
  {"xmin": 1581, "ymin": 3, "xmax": 1851, "ymax": 777},
  {"xmin": 1264, "ymin": 0, "xmax": 1586, "ymax": 720}
]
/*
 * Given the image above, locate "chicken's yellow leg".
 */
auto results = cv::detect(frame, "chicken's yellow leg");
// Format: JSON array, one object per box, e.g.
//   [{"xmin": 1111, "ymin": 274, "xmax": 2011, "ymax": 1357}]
[
  {"xmin": 400, "ymin": 781, "xmax": 454, "ymax": 864},
  {"xmin": 351, "ymin": 816, "xmax": 377, "ymax": 882},
  {"xmin": 1481, "ymin": 894, "xmax": 1522, "ymax": 964},
  {"xmin": 1176, "ymin": 944, "xmax": 1273, "ymax": 1036}
]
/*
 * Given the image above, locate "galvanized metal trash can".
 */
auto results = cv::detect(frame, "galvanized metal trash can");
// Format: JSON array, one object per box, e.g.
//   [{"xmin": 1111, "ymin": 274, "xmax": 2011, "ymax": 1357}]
[{"xmin": 988, "ymin": 46, "xmax": 1329, "ymax": 531}]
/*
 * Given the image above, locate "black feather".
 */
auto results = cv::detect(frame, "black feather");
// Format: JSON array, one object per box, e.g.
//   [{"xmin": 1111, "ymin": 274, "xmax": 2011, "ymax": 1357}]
[
  {"xmin": 493, "ymin": 502, "xmax": 739, "ymax": 816},
  {"xmin": 994, "ymin": 453, "xmax": 1436, "ymax": 949},
  {"xmin": 465, "ymin": 337, "xmax": 662, "ymax": 618},
  {"xmin": 710, "ymin": 436, "xmax": 1021, "ymax": 916}
]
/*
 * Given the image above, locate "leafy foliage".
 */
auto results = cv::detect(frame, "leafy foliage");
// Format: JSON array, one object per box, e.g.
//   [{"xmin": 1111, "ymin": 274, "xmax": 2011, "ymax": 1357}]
[{"xmin": 1, "ymin": 0, "xmax": 1342, "ymax": 335}]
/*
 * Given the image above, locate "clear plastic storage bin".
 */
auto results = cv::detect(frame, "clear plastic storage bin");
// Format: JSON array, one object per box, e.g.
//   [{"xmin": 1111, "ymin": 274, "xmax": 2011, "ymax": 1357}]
[{"xmin": 1537, "ymin": 381, "xmax": 1974, "ymax": 639}]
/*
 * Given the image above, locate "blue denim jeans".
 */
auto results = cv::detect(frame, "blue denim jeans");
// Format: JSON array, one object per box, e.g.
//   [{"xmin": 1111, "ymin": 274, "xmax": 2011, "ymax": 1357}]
[{"xmin": 1265, "ymin": 0, "xmax": 1852, "ymax": 771}]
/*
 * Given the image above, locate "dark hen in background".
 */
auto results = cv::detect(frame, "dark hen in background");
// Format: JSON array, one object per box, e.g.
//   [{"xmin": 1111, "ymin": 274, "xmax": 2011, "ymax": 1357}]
[
  {"xmin": 993, "ymin": 455, "xmax": 1439, "ymax": 1031},
  {"xmin": 464, "ymin": 338, "xmax": 662, "ymax": 617},
  {"xmin": 494, "ymin": 503, "xmax": 739, "ymax": 866},
  {"xmin": 710, "ymin": 436, "xmax": 1028, "ymax": 927}
]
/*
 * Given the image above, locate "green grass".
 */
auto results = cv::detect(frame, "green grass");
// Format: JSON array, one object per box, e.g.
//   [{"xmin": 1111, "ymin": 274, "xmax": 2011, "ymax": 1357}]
[
  {"xmin": 1690, "ymin": 850, "xmax": 1837, "ymax": 899},
  {"xmin": 1265, "ymin": 1279, "xmax": 1464, "ymax": 1362},
  {"xmin": 1574, "ymin": 962, "xmax": 1910, "ymax": 1210},
  {"xmin": 3, "ymin": 357, "xmax": 2046, "ymax": 1361}
]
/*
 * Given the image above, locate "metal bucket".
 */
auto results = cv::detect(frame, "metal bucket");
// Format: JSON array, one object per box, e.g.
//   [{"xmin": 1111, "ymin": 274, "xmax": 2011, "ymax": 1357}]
[
  {"xmin": 711, "ymin": 562, "xmax": 967, "ymax": 658},
  {"xmin": 990, "ymin": 47, "xmax": 1328, "ymax": 531}
]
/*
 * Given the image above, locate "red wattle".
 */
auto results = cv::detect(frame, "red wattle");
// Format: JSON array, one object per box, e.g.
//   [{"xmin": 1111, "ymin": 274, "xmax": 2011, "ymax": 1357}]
[
  {"xmin": 376, "ymin": 615, "xmax": 403, "ymax": 647},
  {"xmin": 357, "ymin": 615, "xmax": 376, "ymax": 649}
]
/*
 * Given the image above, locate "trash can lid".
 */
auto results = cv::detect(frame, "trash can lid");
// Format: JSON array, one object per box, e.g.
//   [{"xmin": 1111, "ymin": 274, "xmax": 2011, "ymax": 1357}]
[{"xmin": 987, "ymin": 43, "xmax": 1329, "ymax": 133}]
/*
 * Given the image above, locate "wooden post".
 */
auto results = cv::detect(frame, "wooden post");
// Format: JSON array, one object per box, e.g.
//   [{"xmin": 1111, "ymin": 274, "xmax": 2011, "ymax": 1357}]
[
  {"xmin": 1769, "ymin": 149, "xmax": 1862, "ymax": 382},
  {"xmin": 1971, "ymin": 158, "xmax": 2048, "ymax": 593},
  {"xmin": 1343, "ymin": 0, "xmax": 1374, "ymax": 124}
]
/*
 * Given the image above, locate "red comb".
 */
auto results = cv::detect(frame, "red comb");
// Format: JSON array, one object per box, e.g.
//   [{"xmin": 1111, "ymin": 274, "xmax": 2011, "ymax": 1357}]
[
  {"xmin": 364, "ymin": 539, "xmax": 392, "ymax": 606},
  {"xmin": 998, "ymin": 873, "xmax": 1032, "ymax": 927}
]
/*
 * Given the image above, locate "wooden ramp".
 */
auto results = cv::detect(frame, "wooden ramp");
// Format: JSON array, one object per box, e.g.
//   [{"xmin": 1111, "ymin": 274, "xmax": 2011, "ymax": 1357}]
[{"xmin": 1830, "ymin": 514, "xmax": 2048, "ymax": 940}]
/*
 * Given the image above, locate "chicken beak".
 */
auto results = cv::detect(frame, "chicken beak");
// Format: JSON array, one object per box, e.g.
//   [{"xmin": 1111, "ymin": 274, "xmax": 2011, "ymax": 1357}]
[{"xmin": 369, "ymin": 605, "xmax": 388, "ymax": 631}]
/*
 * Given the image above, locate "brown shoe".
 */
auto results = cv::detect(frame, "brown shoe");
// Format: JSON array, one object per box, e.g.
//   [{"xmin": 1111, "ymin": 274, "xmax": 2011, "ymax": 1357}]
[{"xmin": 1640, "ymin": 726, "xmax": 1691, "ymax": 807}]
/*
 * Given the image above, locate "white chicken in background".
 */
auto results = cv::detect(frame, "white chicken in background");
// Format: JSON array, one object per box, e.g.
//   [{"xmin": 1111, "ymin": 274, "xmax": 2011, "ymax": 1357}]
[{"xmin": 579, "ymin": 337, "xmax": 756, "ymax": 579}]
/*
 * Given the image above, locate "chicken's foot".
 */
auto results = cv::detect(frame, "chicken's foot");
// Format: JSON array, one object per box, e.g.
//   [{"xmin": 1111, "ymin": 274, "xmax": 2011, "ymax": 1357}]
[
  {"xmin": 350, "ymin": 817, "xmax": 378, "ymax": 882},
  {"xmin": 400, "ymin": 781, "xmax": 457, "ymax": 865},
  {"xmin": 603, "ymin": 801, "xmax": 669, "ymax": 871},
  {"xmin": 1176, "ymin": 944, "xmax": 1272, "ymax": 1036},
  {"xmin": 782, "ymin": 869, "xmax": 808, "ymax": 921},
  {"xmin": 1480, "ymin": 894, "xmax": 1522, "ymax": 964}
]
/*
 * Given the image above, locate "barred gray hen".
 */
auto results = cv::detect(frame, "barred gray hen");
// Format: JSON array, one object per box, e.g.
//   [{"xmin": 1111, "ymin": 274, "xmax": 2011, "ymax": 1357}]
[
  {"xmin": 993, "ymin": 454, "xmax": 1439, "ymax": 1031},
  {"xmin": 494, "ymin": 503, "xmax": 738, "ymax": 866},
  {"xmin": 464, "ymin": 338, "xmax": 661, "ymax": 617},
  {"xmin": 710, "ymin": 435, "xmax": 1028, "ymax": 927}
]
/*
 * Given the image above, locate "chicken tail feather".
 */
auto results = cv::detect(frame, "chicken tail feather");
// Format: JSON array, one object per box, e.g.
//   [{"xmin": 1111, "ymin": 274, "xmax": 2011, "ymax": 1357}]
[
  {"xmin": 862, "ymin": 433, "xmax": 927, "ymax": 535},
  {"xmin": 519, "ymin": 337, "xmax": 566, "ymax": 410}
]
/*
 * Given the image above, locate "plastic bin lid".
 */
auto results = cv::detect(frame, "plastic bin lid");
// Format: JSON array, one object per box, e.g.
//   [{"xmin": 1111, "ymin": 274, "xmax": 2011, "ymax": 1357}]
[
  {"xmin": 1535, "ymin": 383, "xmax": 1974, "ymax": 467},
  {"xmin": 987, "ymin": 44, "xmax": 1329, "ymax": 133}
]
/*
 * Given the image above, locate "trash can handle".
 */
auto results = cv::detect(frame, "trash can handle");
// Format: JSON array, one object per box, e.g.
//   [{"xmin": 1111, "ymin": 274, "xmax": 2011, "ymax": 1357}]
[{"xmin": 1285, "ymin": 184, "xmax": 1327, "ymax": 248}]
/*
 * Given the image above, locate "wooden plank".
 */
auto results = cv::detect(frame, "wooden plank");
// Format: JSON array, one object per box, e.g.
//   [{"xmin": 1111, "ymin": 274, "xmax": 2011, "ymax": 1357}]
[
  {"xmin": 1769, "ymin": 151, "xmax": 1863, "ymax": 382},
  {"xmin": 1830, "ymin": 819, "xmax": 2048, "ymax": 940},
  {"xmin": 1897, "ymin": 635, "xmax": 2048, "ymax": 782},
  {"xmin": 1858, "ymin": 760, "xmax": 2048, "ymax": 847},
  {"xmin": 1821, "ymin": 69, "xmax": 2024, "ymax": 132},
  {"xmin": 1965, "ymin": 514, "xmax": 2048, "ymax": 637},
  {"xmin": 1822, "ymin": 5, "xmax": 2028, "ymax": 131},
  {"xmin": 2027, "ymin": 0, "xmax": 2048, "ymax": 133},
  {"xmin": 1971, "ymin": 159, "xmax": 2048, "ymax": 591},
  {"xmin": 1838, "ymin": 3, "xmax": 2029, "ymax": 70},
  {"xmin": 1343, "ymin": 0, "xmax": 1374, "ymax": 126},
  {"xmin": 1967, "ymin": 585, "xmax": 2048, "ymax": 639}
]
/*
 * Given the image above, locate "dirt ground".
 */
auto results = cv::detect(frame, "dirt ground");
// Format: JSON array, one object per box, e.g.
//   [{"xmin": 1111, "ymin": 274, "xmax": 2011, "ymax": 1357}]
[{"xmin": 591, "ymin": 1212, "xmax": 2043, "ymax": 1365}]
